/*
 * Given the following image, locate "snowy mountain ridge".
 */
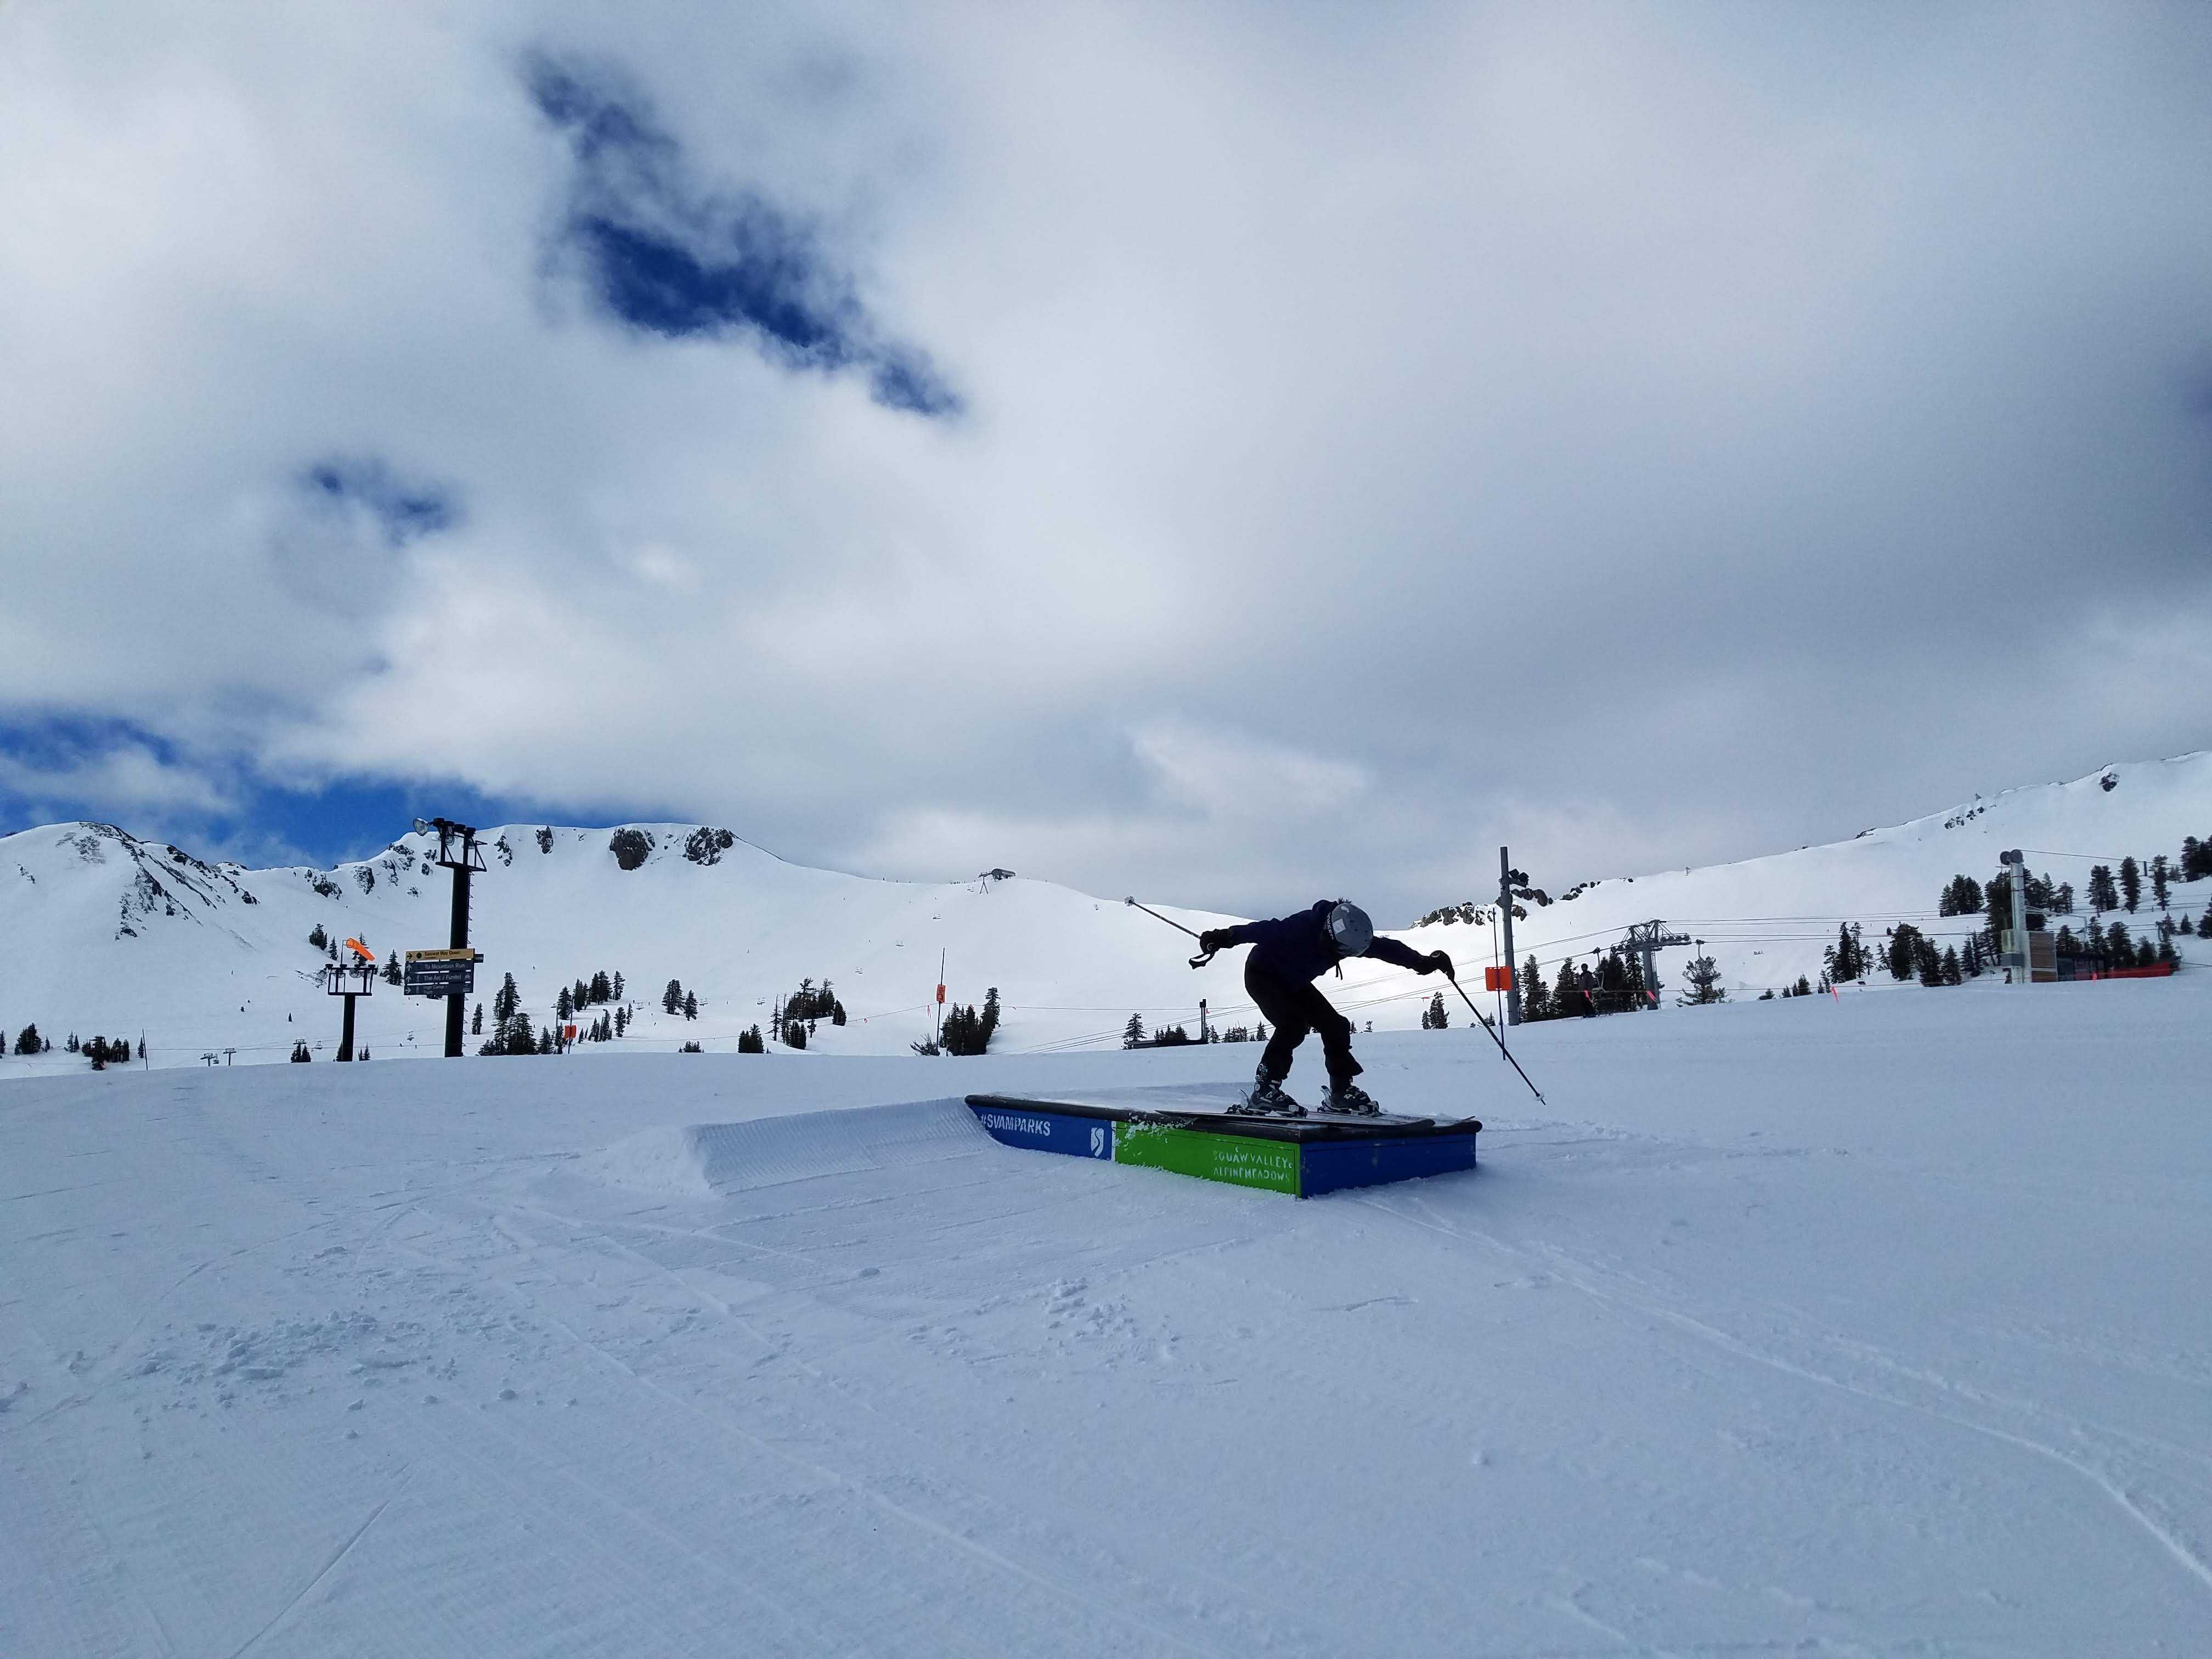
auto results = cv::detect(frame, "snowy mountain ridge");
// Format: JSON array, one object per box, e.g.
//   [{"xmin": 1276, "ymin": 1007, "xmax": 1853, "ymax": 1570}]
[{"xmin": 2, "ymin": 751, "xmax": 2208, "ymax": 1068}]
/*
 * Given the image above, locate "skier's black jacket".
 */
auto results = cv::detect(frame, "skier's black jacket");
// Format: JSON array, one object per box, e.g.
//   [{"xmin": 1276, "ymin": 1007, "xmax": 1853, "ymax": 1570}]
[{"xmin": 1211, "ymin": 900, "xmax": 1432, "ymax": 983}]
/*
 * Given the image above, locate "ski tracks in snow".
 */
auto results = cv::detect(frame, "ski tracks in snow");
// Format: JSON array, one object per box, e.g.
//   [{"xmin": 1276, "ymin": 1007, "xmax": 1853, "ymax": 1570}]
[{"xmin": 1357, "ymin": 1173, "xmax": 2212, "ymax": 1611}]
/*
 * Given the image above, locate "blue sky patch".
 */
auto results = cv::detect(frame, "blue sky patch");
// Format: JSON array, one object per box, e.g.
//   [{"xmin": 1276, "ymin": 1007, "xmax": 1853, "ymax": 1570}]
[
  {"xmin": 302, "ymin": 459, "xmax": 459, "ymax": 545},
  {"xmin": 527, "ymin": 54, "xmax": 961, "ymax": 417},
  {"xmin": 0, "ymin": 714, "xmax": 677, "ymax": 871}
]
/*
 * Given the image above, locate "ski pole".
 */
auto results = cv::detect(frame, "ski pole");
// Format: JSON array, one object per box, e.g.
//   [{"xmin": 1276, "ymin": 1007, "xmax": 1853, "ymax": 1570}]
[
  {"xmin": 1444, "ymin": 969, "xmax": 1547, "ymax": 1104},
  {"xmin": 1125, "ymin": 897, "xmax": 1217, "ymax": 968}
]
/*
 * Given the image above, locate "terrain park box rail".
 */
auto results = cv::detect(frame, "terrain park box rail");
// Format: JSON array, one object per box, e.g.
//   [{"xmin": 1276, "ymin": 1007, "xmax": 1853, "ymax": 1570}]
[{"xmin": 965, "ymin": 1090, "xmax": 1479, "ymax": 1198}]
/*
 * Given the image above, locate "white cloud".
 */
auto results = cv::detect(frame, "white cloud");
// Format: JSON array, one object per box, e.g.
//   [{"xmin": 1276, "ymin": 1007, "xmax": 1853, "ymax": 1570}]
[{"xmin": 2, "ymin": 2, "xmax": 2209, "ymax": 916}]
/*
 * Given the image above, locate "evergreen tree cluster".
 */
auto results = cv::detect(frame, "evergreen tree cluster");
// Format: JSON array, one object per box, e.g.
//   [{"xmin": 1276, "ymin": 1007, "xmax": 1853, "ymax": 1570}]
[
  {"xmin": 12, "ymin": 1023, "xmax": 50, "ymax": 1054},
  {"xmin": 1420, "ymin": 991, "xmax": 1450, "ymax": 1028},
  {"xmin": 1519, "ymin": 947, "xmax": 1650, "ymax": 1020},
  {"xmin": 776, "ymin": 978, "xmax": 844, "ymax": 1028},
  {"xmin": 78, "ymin": 1034, "xmax": 133, "ymax": 1068},
  {"xmin": 479, "ymin": 972, "xmax": 550, "ymax": 1055},
  {"xmin": 2052, "ymin": 919, "xmax": 2180, "ymax": 973},
  {"xmin": 737, "ymin": 1025, "xmax": 765, "ymax": 1053},
  {"xmin": 554, "ymin": 969, "xmax": 623, "ymax": 1027},
  {"xmin": 938, "ymin": 988, "xmax": 1000, "ymax": 1056},
  {"xmin": 662, "ymin": 979, "xmax": 698, "ymax": 1020},
  {"xmin": 290, "ymin": 1040, "xmax": 312, "ymax": 1062}
]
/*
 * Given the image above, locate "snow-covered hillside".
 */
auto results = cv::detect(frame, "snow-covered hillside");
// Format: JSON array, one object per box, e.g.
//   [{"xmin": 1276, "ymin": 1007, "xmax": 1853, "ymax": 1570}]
[
  {"xmin": 1, "ymin": 752, "xmax": 2209, "ymax": 1068},
  {"xmin": 1409, "ymin": 749, "xmax": 2212, "ymax": 1000}
]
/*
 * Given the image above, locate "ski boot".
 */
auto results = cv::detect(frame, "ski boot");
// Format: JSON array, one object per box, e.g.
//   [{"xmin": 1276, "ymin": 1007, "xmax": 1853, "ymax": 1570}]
[
  {"xmin": 1318, "ymin": 1081, "xmax": 1381, "ymax": 1117},
  {"xmin": 1231, "ymin": 1067, "xmax": 1305, "ymax": 1117}
]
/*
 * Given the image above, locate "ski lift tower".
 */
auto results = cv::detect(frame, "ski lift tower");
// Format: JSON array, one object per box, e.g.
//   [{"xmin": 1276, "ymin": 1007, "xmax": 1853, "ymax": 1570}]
[
  {"xmin": 323, "ymin": 939, "xmax": 377, "ymax": 1060},
  {"xmin": 413, "ymin": 817, "xmax": 487, "ymax": 1057},
  {"xmin": 1622, "ymin": 920, "xmax": 1691, "ymax": 1007}
]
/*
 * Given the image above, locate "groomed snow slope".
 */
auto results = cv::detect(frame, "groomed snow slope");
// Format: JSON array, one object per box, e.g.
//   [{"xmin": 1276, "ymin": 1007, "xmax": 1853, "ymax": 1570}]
[
  {"xmin": 1, "ymin": 750, "xmax": 2208, "ymax": 1067},
  {"xmin": 4, "ymin": 977, "xmax": 2208, "ymax": 1654}
]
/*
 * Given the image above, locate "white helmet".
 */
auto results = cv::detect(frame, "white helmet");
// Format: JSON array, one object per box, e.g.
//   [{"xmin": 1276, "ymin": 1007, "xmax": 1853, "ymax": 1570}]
[{"xmin": 1326, "ymin": 900, "xmax": 1373, "ymax": 957}]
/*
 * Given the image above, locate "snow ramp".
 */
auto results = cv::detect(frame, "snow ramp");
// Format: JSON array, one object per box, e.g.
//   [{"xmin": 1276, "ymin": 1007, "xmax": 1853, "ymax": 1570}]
[{"xmin": 582, "ymin": 1096, "xmax": 989, "ymax": 1198}]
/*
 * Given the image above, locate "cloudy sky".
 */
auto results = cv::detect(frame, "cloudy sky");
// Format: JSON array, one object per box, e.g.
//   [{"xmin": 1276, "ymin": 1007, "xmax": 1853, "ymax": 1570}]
[{"xmin": 3, "ymin": 2, "xmax": 2208, "ymax": 918}]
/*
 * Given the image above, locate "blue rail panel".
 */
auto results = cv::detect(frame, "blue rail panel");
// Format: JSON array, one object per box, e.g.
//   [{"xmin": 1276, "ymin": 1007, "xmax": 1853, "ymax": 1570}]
[
  {"xmin": 1300, "ymin": 1132, "xmax": 1478, "ymax": 1197},
  {"xmin": 970, "ymin": 1104, "xmax": 1115, "ymax": 1162}
]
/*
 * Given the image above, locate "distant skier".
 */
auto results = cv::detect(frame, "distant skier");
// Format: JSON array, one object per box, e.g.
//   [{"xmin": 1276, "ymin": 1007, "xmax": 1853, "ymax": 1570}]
[{"xmin": 1199, "ymin": 901, "xmax": 1452, "ymax": 1116}]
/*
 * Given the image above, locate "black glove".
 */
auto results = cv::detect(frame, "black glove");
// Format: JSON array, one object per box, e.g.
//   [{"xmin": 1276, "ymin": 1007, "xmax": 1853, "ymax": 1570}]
[
  {"xmin": 1199, "ymin": 930, "xmax": 1229, "ymax": 953},
  {"xmin": 1427, "ymin": 951, "xmax": 1453, "ymax": 978}
]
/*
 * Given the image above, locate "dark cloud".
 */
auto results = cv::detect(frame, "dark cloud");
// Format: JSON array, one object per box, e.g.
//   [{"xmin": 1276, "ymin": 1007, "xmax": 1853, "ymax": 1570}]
[{"xmin": 526, "ymin": 53, "xmax": 962, "ymax": 417}]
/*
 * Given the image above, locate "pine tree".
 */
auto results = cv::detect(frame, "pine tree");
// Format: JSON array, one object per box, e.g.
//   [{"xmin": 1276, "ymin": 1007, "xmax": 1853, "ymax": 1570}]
[
  {"xmin": 1793, "ymin": 975, "xmax": 1813, "ymax": 996},
  {"xmin": 615, "ymin": 1005, "xmax": 628, "ymax": 1037},
  {"xmin": 494, "ymin": 973, "xmax": 520, "ymax": 1022},
  {"xmin": 2182, "ymin": 836, "xmax": 2209, "ymax": 882},
  {"xmin": 2087, "ymin": 864, "xmax": 2119, "ymax": 913},
  {"xmin": 1553, "ymin": 958, "xmax": 1580, "ymax": 1014},
  {"xmin": 1886, "ymin": 925, "xmax": 1921, "ymax": 981},
  {"xmin": 1122, "ymin": 1013, "xmax": 1147, "ymax": 1049},
  {"xmin": 556, "ymin": 984, "xmax": 574, "ymax": 1022},
  {"xmin": 383, "ymin": 951, "xmax": 402, "ymax": 986},
  {"xmin": 590, "ymin": 970, "xmax": 611, "ymax": 1005},
  {"xmin": 308, "ymin": 923, "xmax": 329, "ymax": 950},
  {"xmin": 1521, "ymin": 956, "xmax": 1549, "ymax": 1020},
  {"xmin": 1938, "ymin": 876, "xmax": 1982, "ymax": 917},
  {"xmin": 683, "ymin": 990, "xmax": 698, "ymax": 1021},
  {"xmin": 1980, "ymin": 876, "xmax": 2013, "ymax": 955},
  {"xmin": 980, "ymin": 988, "xmax": 1000, "ymax": 1045},
  {"xmin": 1424, "ymin": 991, "xmax": 1448, "ymax": 1029},
  {"xmin": 663, "ymin": 979, "xmax": 682, "ymax": 1015},
  {"xmin": 2151, "ymin": 855, "xmax": 2171, "ymax": 912},
  {"xmin": 1678, "ymin": 955, "xmax": 1725, "ymax": 1006},
  {"xmin": 2120, "ymin": 857, "xmax": 2141, "ymax": 912},
  {"xmin": 1824, "ymin": 923, "xmax": 1867, "ymax": 984},
  {"xmin": 612, "ymin": 972, "xmax": 624, "ymax": 1000},
  {"xmin": 12, "ymin": 1023, "xmax": 38, "ymax": 1056},
  {"xmin": 1939, "ymin": 947, "xmax": 1961, "ymax": 986},
  {"xmin": 471, "ymin": 1002, "xmax": 483, "ymax": 1035}
]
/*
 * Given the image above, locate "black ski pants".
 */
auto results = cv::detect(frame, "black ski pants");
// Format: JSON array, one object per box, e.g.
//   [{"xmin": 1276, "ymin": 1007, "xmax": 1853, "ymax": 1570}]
[{"xmin": 1246, "ymin": 957, "xmax": 1361, "ymax": 1086}]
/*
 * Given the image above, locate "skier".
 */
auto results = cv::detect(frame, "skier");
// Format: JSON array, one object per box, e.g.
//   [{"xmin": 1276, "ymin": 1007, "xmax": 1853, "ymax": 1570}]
[{"xmin": 1199, "ymin": 900, "xmax": 1452, "ymax": 1116}]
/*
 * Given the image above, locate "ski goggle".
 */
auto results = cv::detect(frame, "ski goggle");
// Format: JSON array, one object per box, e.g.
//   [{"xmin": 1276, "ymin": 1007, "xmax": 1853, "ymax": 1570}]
[{"xmin": 1327, "ymin": 901, "xmax": 1374, "ymax": 957}]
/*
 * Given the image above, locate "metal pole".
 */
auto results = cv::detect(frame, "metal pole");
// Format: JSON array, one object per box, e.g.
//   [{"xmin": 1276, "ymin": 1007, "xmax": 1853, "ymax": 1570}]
[
  {"xmin": 2004, "ymin": 849, "xmax": 2029, "ymax": 986},
  {"xmin": 1498, "ymin": 847, "xmax": 1521, "ymax": 1026},
  {"xmin": 338, "ymin": 994, "xmax": 357, "ymax": 1062},
  {"xmin": 445, "ymin": 860, "xmax": 471, "ymax": 1056},
  {"xmin": 1442, "ymin": 970, "xmax": 1546, "ymax": 1103}
]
